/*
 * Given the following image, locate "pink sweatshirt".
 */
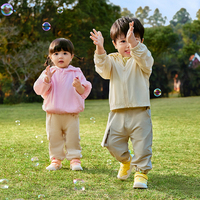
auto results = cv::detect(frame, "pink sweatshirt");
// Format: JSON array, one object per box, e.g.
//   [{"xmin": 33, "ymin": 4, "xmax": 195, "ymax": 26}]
[{"xmin": 33, "ymin": 65, "xmax": 92, "ymax": 114}]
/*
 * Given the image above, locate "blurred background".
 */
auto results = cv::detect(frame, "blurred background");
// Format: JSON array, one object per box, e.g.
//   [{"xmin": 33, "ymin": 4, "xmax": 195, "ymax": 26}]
[{"xmin": 0, "ymin": 0, "xmax": 200, "ymax": 104}]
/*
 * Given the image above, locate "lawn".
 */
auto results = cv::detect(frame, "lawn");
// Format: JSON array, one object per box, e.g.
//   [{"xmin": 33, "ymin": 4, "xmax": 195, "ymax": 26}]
[{"xmin": 0, "ymin": 97, "xmax": 200, "ymax": 200}]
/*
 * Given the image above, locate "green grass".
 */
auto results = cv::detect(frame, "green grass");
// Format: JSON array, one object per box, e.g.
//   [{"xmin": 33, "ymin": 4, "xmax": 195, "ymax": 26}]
[{"xmin": 0, "ymin": 97, "xmax": 200, "ymax": 200}]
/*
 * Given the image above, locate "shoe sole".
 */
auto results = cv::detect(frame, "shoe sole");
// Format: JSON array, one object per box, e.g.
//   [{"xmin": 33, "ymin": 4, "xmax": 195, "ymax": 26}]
[
  {"xmin": 117, "ymin": 164, "xmax": 133, "ymax": 180},
  {"xmin": 70, "ymin": 166, "xmax": 83, "ymax": 171},
  {"xmin": 133, "ymin": 182, "xmax": 147, "ymax": 189},
  {"xmin": 46, "ymin": 165, "xmax": 62, "ymax": 171}
]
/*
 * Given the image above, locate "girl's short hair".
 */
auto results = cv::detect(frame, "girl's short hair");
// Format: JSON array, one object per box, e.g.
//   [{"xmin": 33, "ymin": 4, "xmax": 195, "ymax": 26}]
[
  {"xmin": 49, "ymin": 38, "xmax": 74, "ymax": 55},
  {"xmin": 110, "ymin": 17, "xmax": 144, "ymax": 42}
]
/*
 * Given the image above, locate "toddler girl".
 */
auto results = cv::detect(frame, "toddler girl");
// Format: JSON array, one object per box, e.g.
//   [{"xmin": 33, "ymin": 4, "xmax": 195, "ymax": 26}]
[{"xmin": 34, "ymin": 38, "xmax": 92, "ymax": 171}]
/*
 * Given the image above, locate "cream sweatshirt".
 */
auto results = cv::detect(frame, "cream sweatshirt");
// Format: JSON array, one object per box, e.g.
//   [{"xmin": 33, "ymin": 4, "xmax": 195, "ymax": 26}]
[{"xmin": 94, "ymin": 42, "xmax": 154, "ymax": 111}]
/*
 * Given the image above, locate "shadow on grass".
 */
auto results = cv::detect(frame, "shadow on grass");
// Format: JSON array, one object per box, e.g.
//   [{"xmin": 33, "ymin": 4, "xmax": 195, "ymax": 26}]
[
  {"xmin": 79, "ymin": 167, "xmax": 200, "ymax": 198},
  {"xmin": 149, "ymin": 173, "xmax": 200, "ymax": 198}
]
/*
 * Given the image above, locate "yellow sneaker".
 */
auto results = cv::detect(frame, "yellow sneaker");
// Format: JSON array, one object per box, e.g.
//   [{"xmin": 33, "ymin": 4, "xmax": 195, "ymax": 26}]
[
  {"xmin": 133, "ymin": 172, "xmax": 148, "ymax": 189},
  {"xmin": 117, "ymin": 155, "xmax": 133, "ymax": 180}
]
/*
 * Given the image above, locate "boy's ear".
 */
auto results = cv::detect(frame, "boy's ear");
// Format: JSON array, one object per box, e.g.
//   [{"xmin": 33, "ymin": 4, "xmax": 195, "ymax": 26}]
[
  {"xmin": 141, "ymin": 38, "xmax": 144, "ymax": 43},
  {"xmin": 112, "ymin": 40, "xmax": 117, "ymax": 49}
]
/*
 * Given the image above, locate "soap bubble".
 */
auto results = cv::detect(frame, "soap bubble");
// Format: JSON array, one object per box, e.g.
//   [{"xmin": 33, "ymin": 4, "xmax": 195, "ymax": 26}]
[
  {"xmin": 24, "ymin": 153, "xmax": 29, "ymax": 157},
  {"xmin": 31, "ymin": 157, "xmax": 39, "ymax": 167},
  {"xmin": 15, "ymin": 120, "xmax": 20, "ymax": 125},
  {"xmin": 107, "ymin": 159, "xmax": 112, "ymax": 165},
  {"xmin": 31, "ymin": 157, "xmax": 39, "ymax": 162},
  {"xmin": 73, "ymin": 179, "xmax": 85, "ymax": 191},
  {"xmin": 35, "ymin": 135, "xmax": 43, "ymax": 143},
  {"xmin": 0, "ymin": 179, "xmax": 9, "ymax": 189},
  {"xmin": 90, "ymin": 117, "xmax": 95, "ymax": 124},
  {"xmin": 1, "ymin": 3, "xmax": 13, "ymax": 16},
  {"xmin": 42, "ymin": 22, "xmax": 51, "ymax": 31},
  {"xmin": 57, "ymin": 7, "xmax": 63, "ymax": 13},
  {"xmin": 154, "ymin": 88, "xmax": 161, "ymax": 97},
  {"xmin": 38, "ymin": 194, "xmax": 45, "ymax": 198}
]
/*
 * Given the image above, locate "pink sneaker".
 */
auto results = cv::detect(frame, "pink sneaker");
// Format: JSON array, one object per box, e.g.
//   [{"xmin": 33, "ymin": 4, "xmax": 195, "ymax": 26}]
[
  {"xmin": 70, "ymin": 159, "xmax": 83, "ymax": 170},
  {"xmin": 46, "ymin": 159, "xmax": 62, "ymax": 171}
]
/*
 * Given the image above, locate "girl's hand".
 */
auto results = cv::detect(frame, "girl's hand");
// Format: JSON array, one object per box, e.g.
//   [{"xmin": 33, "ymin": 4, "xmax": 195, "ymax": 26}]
[
  {"xmin": 44, "ymin": 65, "xmax": 56, "ymax": 83},
  {"xmin": 126, "ymin": 21, "xmax": 138, "ymax": 48},
  {"xmin": 90, "ymin": 29, "xmax": 105, "ymax": 54},
  {"xmin": 72, "ymin": 77, "xmax": 85, "ymax": 95}
]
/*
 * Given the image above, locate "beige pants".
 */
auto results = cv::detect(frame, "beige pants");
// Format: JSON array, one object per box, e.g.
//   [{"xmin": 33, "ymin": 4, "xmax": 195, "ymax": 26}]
[
  {"xmin": 104, "ymin": 107, "xmax": 153, "ymax": 174},
  {"xmin": 46, "ymin": 113, "xmax": 82, "ymax": 161}
]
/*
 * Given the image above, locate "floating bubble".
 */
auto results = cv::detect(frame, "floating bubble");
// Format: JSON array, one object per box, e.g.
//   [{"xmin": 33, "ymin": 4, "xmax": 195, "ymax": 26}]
[
  {"xmin": 154, "ymin": 88, "xmax": 161, "ymax": 97},
  {"xmin": 31, "ymin": 157, "xmax": 39, "ymax": 167},
  {"xmin": 15, "ymin": 120, "xmax": 20, "ymax": 125},
  {"xmin": 0, "ymin": 179, "xmax": 9, "ymax": 189},
  {"xmin": 42, "ymin": 22, "xmax": 51, "ymax": 31},
  {"xmin": 38, "ymin": 194, "xmax": 45, "ymax": 198},
  {"xmin": 35, "ymin": 135, "xmax": 43, "ymax": 143},
  {"xmin": 90, "ymin": 117, "xmax": 95, "ymax": 124},
  {"xmin": 57, "ymin": 7, "xmax": 63, "ymax": 14},
  {"xmin": 73, "ymin": 179, "xmax": 85, "ymax": 191},
  {"xmin": 31, "ymin": 157, "xmax": 39, "ymax": 162},
  {"xmin": 107, "ymin": 159, "xmax": 112, "ymax": 165},
  {"xmin": 1, "ymin": 3, "xmax": 13, "ymax": 16},
  {"xmin": 24, "ymin": 153, "xmax": 29, "ymax": 157}
]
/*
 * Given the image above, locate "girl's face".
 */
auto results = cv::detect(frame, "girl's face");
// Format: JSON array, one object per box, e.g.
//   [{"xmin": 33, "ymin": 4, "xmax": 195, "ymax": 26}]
[{"xmin": 50, "ymin": 50, "xmax": 74, "ymax": 68}]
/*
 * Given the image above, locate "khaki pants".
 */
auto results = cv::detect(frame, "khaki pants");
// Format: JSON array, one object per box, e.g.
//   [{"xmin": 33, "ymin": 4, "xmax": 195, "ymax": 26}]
[
  {"xmin": 46, "ymin": 113, "xmax": 82, "ymax": 161},
  {"xmin": 104, "ymin": 107, "xmax": 153, "ymax": 174}
]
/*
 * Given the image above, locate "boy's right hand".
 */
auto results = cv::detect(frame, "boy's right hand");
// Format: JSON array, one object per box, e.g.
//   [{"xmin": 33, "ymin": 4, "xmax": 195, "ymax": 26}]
[
  {"xmin": 44, "ymin": 65, "xmax": 56, "ymax": 83},
  {"xmin": 90, "ymin": 29, "xmax": 105, "ymax": 54}
]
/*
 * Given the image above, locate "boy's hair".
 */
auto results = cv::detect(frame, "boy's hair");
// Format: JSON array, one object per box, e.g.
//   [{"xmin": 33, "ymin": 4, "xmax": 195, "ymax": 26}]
[
  {"xmin": 49, "ymin": 38, "xmax": 74, "ymax": 55},
  {"xmin": 110, "ymin": 17, "xmax": 144, "ymax": 42}
]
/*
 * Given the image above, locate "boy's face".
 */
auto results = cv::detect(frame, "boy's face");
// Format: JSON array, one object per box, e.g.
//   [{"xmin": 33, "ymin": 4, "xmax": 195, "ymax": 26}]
[{"xmin": 112, "ymin": 34, "xmax": 143, "ymax": 57}]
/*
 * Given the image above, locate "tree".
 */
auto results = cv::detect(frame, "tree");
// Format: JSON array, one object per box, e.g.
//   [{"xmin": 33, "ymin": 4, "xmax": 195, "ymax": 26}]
[
  {"xmin": 170, "ymin": 8, "xmax": 192, "ymax": 27},
  {"xmin": 144, "ymin": 26, "xmax": 179, "ymax": 97},
  {"xmin": 0, "ymin": 0, "xmax": 121, "ymax": 103},
  {"xmin": 144, "ymin": 25, "xmax": 178, "ymax": 58},
  {"xmin": 121, "ymin": 8, "xmax": 134, "ymax": 18},
  {"xmin": 135, "ymin": 6, "xmax": 151, "ymax": 25},
  {"xmin": 196, "ymin": 9, "xmax": 200, "ymax": 20},
  {"xmin": 178, "ymin": 20, "xmax": 200, "ymax": 97},
  {"xmin": 0, "ymin": 25, "xmax": 49, "ymax": 103},
  {"xmin": 148, "ymin": 8, "xmax": 167, "ymax": 27}
]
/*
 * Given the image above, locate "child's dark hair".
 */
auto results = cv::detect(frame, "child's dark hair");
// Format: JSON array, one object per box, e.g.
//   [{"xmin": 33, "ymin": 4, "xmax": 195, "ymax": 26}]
[
  {"xmin": 44, "ymin": 38, "xmax": 83, "ymax": 66},
  {"xmin": 110, "ymin": 17, "xmax": 144, "ymax": 43}
]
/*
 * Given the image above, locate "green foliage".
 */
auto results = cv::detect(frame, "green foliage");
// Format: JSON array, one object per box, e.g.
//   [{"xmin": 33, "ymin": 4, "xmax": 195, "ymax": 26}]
[
  {"xmin": 196, "ymin": 9, "xmax": 200, "ymax": 20},
  {"xmin": 135, "ymin": 6, "xmax": 151, "ymax": 25},
  {"xmin": 1, "ymin": 1, "xmax": 200, "ymax": 103},
  {"xmin": 170, "ymin": 8, "xmax": 192, "ymax": 27},
  {"xmin": 148, "ymin": 8, "xmax": 167, "ymax": 27},
  {"xmin": 150, "ymin": 63, "xmax": 170, "ymax": 98},
  {"xmin": 144, "ymin": 25, "xmax": 178, "ymax": 58},
  {"xmin": 121, "ymin": 8, "xmax": 134, "ymax": 18}
]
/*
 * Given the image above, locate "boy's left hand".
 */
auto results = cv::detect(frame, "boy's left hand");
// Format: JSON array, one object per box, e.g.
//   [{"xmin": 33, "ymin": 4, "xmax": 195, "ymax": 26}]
[{"xmin": 126, "ymin": 21, "xmax": 138, "ymax": 48}]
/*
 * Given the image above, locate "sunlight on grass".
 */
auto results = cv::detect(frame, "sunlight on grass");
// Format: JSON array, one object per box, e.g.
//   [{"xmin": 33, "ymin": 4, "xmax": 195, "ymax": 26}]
[{"xmin": 0, "ymin": 97, "xmax": 200, "ymax": 199}]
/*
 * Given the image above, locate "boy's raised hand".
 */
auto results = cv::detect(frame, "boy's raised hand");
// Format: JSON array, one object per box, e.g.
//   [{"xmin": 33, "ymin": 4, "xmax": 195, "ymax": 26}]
[
  {"xmin": 90, "ymin": 29, "xmax": 105, "ymax": 54},
  {"xmin": 44, "ymin": 65, "xmax": 56, "ymax": 83},
  {"xmin": 126, "ymin": 21, "xmax": 138, "ymax": 48}
]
